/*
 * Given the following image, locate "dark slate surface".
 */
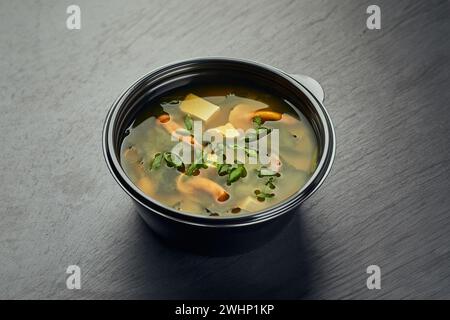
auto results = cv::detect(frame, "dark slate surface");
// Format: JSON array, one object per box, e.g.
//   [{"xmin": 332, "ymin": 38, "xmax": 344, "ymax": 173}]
[{"xmin": 0, "ymin": 0, "xmax": 449, "ymax": 299}]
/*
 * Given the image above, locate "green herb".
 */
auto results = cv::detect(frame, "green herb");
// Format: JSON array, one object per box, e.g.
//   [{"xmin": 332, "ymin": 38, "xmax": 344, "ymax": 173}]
[
  {"xmin": 254, "ymin": 177, "xmax": 277, "ymax": 201},
  {"xmin": 227, "ymin": 165, "xmax": 244, "ymax": 184},
  {"xmin": 252, "ymin": 116, "xmax": 263, "ymax": 127},
  {"xmin": 185, "ymin": 150, "xmax": 208, "ymax": 176},
  {"xmin": 163, "ymin": 152, "xmax": 183, "ymax": 168},
  {"xmin": 239, "ymin": 164, "xmax": 248, "ymax": 178},
  {"xmin": 226, "ymin": 164, "xmax": 247, "ymax": 185},
  {"xmin": 185, "ymin": 163, "xmax": 199, "ymax": 176},
  {"xmin": 217, "ymin": 163, "xmax": 232, "ymax": 176},
  {"xmin": 254, "ymin": 189, "xmax": 275, "ymax": 202},
  {"xmin": 186, "ymin": 162, "xmax": 206, "ymax": 176},
  {"xmin": 150, "ymin": 152, "xmax": 163, "ymax": 170},
  {"xmin": 265, "ymin": 177, "xmax": 276, "ymax": 189},
  {"xmin": 184, "ymin": 114, "xmax": 193, "ymax": 132},
  {"xmin": 247, "ymin": 116, "xmax": 272, "ymax": 142}
]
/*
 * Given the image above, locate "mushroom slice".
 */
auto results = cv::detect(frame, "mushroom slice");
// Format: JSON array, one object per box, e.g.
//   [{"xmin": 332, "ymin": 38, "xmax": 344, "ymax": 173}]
[
  {"xmin": 136, "ymin": 176, "xmax": 155, "ymax": 196},
  {"xmin": 252, "ymin": 110, "xmax": 282, "ymax": 121},
  {"xmin": 177, "ymin": 175, "xmax": 230, "ymax": 202}
]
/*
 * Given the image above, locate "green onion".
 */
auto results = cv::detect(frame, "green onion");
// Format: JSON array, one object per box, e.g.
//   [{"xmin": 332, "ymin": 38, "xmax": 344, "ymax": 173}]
[
  {"xmin": 163, "ymin": 152, "xmax": 183, "ymax": 168},
  {"xmin": 227, "ymin": 166, "xmax": 244, "ymax": 184},
  {"xmin": 150, "ymin": 153, "xmax": 163, "ymax": 170},
  {"xmin": 184, "ymin": 114, "xmax": 193, "ymax": 132}
]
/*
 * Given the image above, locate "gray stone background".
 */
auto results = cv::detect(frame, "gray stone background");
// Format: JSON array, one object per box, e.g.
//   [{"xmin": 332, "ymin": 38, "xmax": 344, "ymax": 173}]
[{"xmin": 0, "ymin": 0, "xmax": 449, "ymax": 299}]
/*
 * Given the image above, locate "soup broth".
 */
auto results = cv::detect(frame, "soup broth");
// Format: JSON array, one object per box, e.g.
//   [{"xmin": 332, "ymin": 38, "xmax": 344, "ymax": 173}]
[{"xmin": 120, "ymin": 83, "xmax": 318, "ymax": 217}]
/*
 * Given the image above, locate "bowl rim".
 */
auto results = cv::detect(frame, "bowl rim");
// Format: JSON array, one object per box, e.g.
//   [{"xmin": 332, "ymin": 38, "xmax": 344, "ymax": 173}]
[{"xmin": 102, "ymin": 57, "xmax": 336, "ymax": 227}]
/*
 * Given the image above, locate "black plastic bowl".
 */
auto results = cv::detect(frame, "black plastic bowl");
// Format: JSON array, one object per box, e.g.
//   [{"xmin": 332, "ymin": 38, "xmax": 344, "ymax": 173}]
[{"xmin": 102, "ymin": 58, "xmax": 335, "ymax": 254}]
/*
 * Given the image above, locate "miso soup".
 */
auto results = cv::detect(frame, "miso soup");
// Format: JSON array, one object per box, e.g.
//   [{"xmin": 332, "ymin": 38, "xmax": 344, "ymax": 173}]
[{"xmin": 120, "ymin": 83, "xmax": 319, "ymax": 217}]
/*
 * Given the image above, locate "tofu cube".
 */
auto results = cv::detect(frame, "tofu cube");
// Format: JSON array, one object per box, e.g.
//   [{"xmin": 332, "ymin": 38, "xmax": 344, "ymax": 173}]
[
  {"xmin": 179, "ymin": 93, "xmax": 220, "ymax": 122},
  {"xmin": 212, "ymin": 122, "xmax": 241, "ymax": 138}
]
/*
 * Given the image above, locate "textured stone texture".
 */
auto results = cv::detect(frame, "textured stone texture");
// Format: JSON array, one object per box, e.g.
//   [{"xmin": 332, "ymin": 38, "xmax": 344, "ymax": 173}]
[{"xmin": 0, "ymin": 0, "xmax": 449, "ymax": 299}]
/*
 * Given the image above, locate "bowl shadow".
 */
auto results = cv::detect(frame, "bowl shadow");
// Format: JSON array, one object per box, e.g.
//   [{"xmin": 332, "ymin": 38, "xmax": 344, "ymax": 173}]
[{"xmin": 122, "ymin": 207, "xmax": 317, "ymax": 299}]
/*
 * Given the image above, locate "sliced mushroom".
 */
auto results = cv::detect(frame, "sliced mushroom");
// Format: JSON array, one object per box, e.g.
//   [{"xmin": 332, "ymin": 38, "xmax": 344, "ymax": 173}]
[
  {"xmin": 177, "ymin": 175, "xmax": 230, "ymax": 202},
  {"xmin": 123, "ymin": 146, "xmax": 140, "ymax": 163},
  {"xmin": 136, "ymin": 176, "xmax": 155, "ymax": 196},
  {"xmin": 253, "ymin": 110, "xmax": 282, "ymax": 121}
]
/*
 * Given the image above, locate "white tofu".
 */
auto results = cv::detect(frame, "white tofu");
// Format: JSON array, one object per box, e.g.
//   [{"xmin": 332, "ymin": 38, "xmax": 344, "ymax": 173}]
[
  {"xmin": 239, "ymin": 196, "xmax": 266, "ymax": 212},
  {"xmin": 179, "ymin": 93, "xmax": 220, "ymax": 122},
  {"xmin": 211, "ymin": 122, "xmax": 240, "ymax": 138}
]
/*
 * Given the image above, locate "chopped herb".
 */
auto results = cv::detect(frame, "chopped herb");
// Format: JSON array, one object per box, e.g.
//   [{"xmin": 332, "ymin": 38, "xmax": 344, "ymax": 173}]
[
  {"xmin": 184, "ymin": 114, "xmax": 193, "ymax": 132},
  {"xmin": 226, "ymin": 164, "xmax": 247, "ymax": 185},
  {"xmin": 217, "ymin": 163, "xmax": 232, "ymax": 176},
  {"xmin": 163, "ymin": 152, "xmax": 183, "ymax": 168},
  {"xmin": 265, "ymin": 177, "xmax": 276, "ymax": 189},
  {"xmin": 255, "ymin": 190, "xmax": 275, "ymax": 202},
  {"xmin": 185, "ymin": 150, "xmax": 208, "ymax": 176},
  {"xmin": 254, "ymin": 177, "xmax": 277, "ymax": 201},
  {"xmin": 231, "ymin": 207, "xmax": 241, "ymax": 214},
  {"xmin": 247, "ymin": 116, "xmax": 273, "ymax": 141},
  {"xmin": 227, "ymin": 166, "xmax": 244, "ymax": 184},
  {"xmin": 252, "ymin": 116, "xmax": 263, "ymax": 127},
  {"xmin": 150, "ymin": 153, "xmax": 163, "ymax": 170},
  {"xmin": 186, "ymin": 163, "xmax": 201, "ymax": 176},
  {"xmin": 240, "ymin": 164, "xmax": 248, "ymax": 178}
]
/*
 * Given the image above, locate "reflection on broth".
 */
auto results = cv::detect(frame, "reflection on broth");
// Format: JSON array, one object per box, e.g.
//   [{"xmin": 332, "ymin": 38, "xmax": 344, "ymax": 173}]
[{"xmin": 120, "ymin": 84, "xmax": 318, "ymax": 217}]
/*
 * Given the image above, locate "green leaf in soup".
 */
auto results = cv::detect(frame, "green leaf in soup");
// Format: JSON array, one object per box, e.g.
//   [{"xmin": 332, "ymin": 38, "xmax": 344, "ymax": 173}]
[
  {"xmin": 227, "ymin": 165, "xmax": 247, "ymax": 184},
  {"xmin": 184, "ymin": 114, "xmax": 193, "ymax": 131},
  {"xmin": 150, "ymin": 153, "xmax": 163, "ymax": 170},
  {"xmin": 185, "ymin": 163, "xmax": 199, "ymax": 176},
  {"xmin": 255, "ymin": 190, "xmax": 275, "ymax": 201},
  {"xmin": 171, "ymin": 153, "xmax": 184, "ymax": 168},
  {"xmin": 238, "ymin": 164, "xmax": 247, "ymax": 177},
  {"xmin": 252, "ymin": 116, "xmax": 263, "ymax": 128},
  {"xmin": 217, "ymin": 163, "xmax": 231, "ymax": 176},
  {"xmin": 227, "ymin": 167, "xmax": 242, "ymax": 184},
  {"xmin": 163, "ymin": 152, "xmax": 174, "ymax": 167},
  {"xmin": 163, "ymin": 152, "xmax": 183, "ymax": 168},
  {"xmin": 186, "ymin": 159, "xmax": 204, "ymax": 175}
]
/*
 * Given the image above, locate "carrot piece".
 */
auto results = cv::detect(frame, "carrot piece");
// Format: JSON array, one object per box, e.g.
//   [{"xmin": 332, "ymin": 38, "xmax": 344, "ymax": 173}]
[{"xmin": 252, "ymin": 110, "xmax": 282, "ymax": 121}]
